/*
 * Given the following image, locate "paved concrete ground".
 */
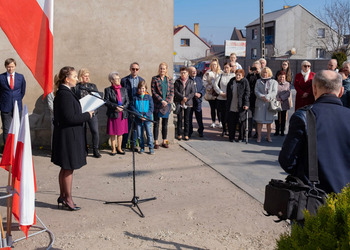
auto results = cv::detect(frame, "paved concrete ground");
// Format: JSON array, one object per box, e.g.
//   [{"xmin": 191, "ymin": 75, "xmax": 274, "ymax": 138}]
[{"xmin": 179, "ymin": 94, "xmax": 296, "ymax": 204}]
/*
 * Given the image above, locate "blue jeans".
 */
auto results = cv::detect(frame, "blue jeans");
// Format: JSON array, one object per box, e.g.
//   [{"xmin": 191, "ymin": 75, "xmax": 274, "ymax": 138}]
[{"xmin": 136, "ymin": 121, "xmax": 154, "ymax": 149}]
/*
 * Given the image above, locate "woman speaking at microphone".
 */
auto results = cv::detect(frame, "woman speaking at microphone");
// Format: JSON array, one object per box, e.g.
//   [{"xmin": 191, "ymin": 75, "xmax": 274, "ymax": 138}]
[{"xmin": 51, "ymin": 66, "xmax": 94, "ymax": 211}]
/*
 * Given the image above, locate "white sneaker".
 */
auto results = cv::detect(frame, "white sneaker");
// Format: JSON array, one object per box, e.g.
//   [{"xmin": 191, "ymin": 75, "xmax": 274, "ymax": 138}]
[
  {"xmin": 210, "ymin": 122, "xmax": 216, "ymax": 128},
  {"xmin": 218, "ymin": 122, "xmax": 223, "ymax": 128}
]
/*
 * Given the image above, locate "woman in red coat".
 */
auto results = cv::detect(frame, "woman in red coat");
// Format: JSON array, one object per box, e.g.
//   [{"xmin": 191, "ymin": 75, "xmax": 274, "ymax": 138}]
[{"xmin": 294, "ymin": 60, "xmax": 315, "ymax": 110}]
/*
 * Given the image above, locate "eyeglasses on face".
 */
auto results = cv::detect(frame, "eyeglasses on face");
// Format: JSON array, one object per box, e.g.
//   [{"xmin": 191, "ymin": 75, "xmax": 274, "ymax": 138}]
[
  {"xmin": 303, "ymin": 65, "xmax": 311, "ymax": 68},
  {"xmin": 131, "ymin": 68, "xmax": 139, "ymax": 71}
]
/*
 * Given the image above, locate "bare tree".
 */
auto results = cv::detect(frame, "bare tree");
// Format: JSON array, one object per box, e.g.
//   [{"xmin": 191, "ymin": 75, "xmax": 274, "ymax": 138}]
[
  {"xmin": 202, "ymin": 37, "xmax": 213, "ymax": 46},
  {"xmin": 319, "ymin": 0, "xmax": 350, "ymax": 55}
]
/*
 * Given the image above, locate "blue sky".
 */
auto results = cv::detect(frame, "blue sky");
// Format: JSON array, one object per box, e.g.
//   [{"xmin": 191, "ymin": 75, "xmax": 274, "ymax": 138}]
[{"xmin": 174, "ymin": 0, "xmax": 328, "ymax": 45}]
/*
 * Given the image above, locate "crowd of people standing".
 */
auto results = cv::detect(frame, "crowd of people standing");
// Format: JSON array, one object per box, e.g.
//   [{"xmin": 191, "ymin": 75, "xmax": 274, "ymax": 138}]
[{"xmin": 42, "ymin": 57, "xmax": 350, "ymax": 211}]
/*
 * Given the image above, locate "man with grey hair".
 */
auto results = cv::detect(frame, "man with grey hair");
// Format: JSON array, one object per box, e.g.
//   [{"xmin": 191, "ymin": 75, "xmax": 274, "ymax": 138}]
[
  {"xmin": 327, "ymin": 59, "xmax": 338, "ymax": 71},
  {"xmin": 279, "ymin": 70, "xmax": 350, "ymax": 194}
]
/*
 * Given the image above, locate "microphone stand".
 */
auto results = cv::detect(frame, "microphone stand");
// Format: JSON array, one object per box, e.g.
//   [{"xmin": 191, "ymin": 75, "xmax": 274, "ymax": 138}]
[{"xmin": 82, "ymin": 89, "xmax": 157, "ymax": 217}]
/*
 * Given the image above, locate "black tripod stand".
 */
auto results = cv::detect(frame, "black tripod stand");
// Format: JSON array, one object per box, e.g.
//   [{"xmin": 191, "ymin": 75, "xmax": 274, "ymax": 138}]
[{"xmin": 104, "ymin": 112, "xmax": 156, "ymax": 218}]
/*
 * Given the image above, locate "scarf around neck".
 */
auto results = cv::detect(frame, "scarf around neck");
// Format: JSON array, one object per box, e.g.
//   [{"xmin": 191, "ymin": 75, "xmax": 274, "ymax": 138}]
[
  {"xmin": 301, "ymin": 69, "xmax": 310, "ymax": 82},
  {"xmin": 112, "ymin": 84, "xmax": 122, "ymax": 105}
]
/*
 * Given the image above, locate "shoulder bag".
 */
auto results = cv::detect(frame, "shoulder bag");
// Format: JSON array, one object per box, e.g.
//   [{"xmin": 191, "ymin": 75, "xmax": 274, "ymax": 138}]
[
  {"xmin": 268, "ymin": 99, "xmax": 282, "ymax": 112},
  {"xmin": 263, "ymin": 107, "xmax": 327, "ymax": 222}
]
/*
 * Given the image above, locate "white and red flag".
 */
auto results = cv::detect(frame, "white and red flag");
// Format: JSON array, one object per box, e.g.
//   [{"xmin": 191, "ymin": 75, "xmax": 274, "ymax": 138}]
[
  {"xmin": 0, "ymin": 101, "xmax": 20, "ymax": 171},
  {"xmin": 0, "ymin": 0, "xmax": 54, "ymax": 98},
  {"xmin": 12, "ymin": 105, "xmax": 37, "ymax": 238}
]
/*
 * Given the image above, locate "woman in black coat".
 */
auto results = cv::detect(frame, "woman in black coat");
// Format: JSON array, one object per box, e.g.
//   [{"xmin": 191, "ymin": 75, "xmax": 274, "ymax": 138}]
[
  {"xmin": 174, "ymin": 67, "xmax": 195, "ymax": 140},
  {"xmin": 104, "ymin": 72, "xmax": 129, "ymax": 155},
  {"xmin": 226, "ymin": 69, "xmax": 250, "ymax": 142},
  {"xmin": 51, "ymin": 66, "xmax": 93, "ymax": 211}
]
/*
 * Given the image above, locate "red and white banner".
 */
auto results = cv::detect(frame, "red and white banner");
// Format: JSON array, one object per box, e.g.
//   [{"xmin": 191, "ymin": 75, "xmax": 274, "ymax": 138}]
[
  {"xmin": 12, "ymin": 105, "xmax": 37, "ymax": 238},
  {"xmin": 0, "ymin": 101, "xmax": 20, "ymax": 171},
  {"xmin": 0, "ymin": 0, "xmax": 54, "ymax": 98}
]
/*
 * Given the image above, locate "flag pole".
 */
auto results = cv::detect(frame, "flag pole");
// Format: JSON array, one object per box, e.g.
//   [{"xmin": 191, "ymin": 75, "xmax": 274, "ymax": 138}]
[{"xmin": 6, "ymin": 165, "xmax": 12, "ymax": 236}]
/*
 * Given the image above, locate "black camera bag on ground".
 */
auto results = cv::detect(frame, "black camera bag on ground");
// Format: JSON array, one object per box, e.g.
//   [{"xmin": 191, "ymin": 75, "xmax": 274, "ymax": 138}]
[{"xmin": 263, "ymin": 107, "xmax": 327, "ymax": 222}]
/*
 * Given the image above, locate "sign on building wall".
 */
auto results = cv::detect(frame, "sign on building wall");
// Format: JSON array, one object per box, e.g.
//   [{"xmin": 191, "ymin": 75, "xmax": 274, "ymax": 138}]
[{"xmin": 225, "ymin": 40, "xmax": 246, "ymax": 57}]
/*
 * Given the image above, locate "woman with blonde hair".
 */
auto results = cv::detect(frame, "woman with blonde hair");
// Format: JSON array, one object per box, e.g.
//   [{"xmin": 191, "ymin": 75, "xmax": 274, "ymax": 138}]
[
  {"xmin": 254, "ymin": 67, "xmax": 278, "ymax": 142},
  {"xmin": 151, "ymin": 62, "xmax": 174, "ymax": 149},
  {"xmin": 75, "ymin": 68, "xmax": 102, "ymax": 158},
  {"xmin": 294, "ymin": 60, "xmax": 315, "ymax": 110},
  {"xmin": 203, "ymin": 58, "xmax": 222, "ymax": 128}
]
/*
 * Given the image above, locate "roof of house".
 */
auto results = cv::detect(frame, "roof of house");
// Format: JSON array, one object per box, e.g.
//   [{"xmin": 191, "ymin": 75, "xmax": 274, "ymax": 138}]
[
  {"xmin": 210, "ymin": 45, "xmax": 225, "ymax": 54},
  {"xmin": 230, "ymin": 27, "xmax": 246, "ymax": 41},
  {"xmin": 245, "ymin": 4, "xmax": 330, "ymax": 29},
  {"xmin": 173, "ymin": 25, "xmax": 211, "ymax": 48}
]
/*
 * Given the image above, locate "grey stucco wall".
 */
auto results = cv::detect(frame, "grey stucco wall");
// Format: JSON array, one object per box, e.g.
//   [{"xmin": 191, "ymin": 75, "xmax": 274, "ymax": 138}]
[{"xmin": 0, "ymin": 0, "xmax": 174, "ymax": 146}]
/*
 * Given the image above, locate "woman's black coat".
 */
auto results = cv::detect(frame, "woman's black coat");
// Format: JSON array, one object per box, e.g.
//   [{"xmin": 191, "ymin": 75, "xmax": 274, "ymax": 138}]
[
  {"xmin": 226, "ymin": 77, "xmax": 250, "ymax": 114},
  {"xmin": 104, "ymin": 86, "xmax": 129, "ymax": 119},
  {"xmin": 51, "ymin": 84, "xmax": 91, "ymax": 169}
]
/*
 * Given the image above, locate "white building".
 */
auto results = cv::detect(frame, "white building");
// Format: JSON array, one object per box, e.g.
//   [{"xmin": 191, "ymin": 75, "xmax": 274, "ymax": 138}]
[
  {"xmin": 173, "ymin": 24, "xmax": 211, "ymax": 64},
  {"xmin": 245, "ymin": 5, "xmax": 339, "ymax": 59}
]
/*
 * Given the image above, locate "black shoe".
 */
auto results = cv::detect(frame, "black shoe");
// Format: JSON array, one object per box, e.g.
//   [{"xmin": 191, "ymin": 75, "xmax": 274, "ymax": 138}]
[
  {"xmin": 198, "ymin": 133, "xmax": 204, "ymax": 137},
  {"xmin": 253, "ymin": 133, "xmax": 258, "ymax": 138},
  {"xmin": 280, "ymin": 132, "xmax": 285, "ymax": 136},
  {"xmin": 57, "ymin": 197, "xmax": 64, "ymax": 209},
  {"xmin": 274, "ymin": 132, "xmax": 279, "ymax": 136},
  {"xmin": 117, "ymin": 149, "xmax": 125, "ymax": 155},
  {"xmin": 63, "ymin": 201, "xmax": 81, "ymax": 211},
  {"xmin": 93, "ymin": 149, "xmax": 101, "ymax": 158}
]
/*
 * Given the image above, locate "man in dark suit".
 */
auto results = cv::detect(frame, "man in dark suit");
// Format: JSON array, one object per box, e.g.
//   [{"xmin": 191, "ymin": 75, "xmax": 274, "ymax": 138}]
[
  {"xmin": 0, "ymin": 58, "xmax": 26, "ymax": 144},
  {"xmin": 120, "ymin": 62, "xmax": 145, "ymax": 149},
  {"xmin": 188, "ymin": 66, "xmax": 205, "ymax": 137},
  {"xmin": 279, "ymin": 70, "xmax": 350, "ymax": 194}
]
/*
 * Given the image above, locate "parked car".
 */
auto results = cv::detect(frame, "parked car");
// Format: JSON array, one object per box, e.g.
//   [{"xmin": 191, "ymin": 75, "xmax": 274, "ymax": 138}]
[{"xmin": 194, "ymin": 61, "xmax": 210, "ymax": 77}]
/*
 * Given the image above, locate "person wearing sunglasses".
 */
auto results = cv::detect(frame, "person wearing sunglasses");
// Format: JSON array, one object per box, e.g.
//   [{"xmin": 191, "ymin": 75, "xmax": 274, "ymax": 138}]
[
  {"xmin": 121, "ymin": 62, "xmax": 145, "ymax": 149},
  {"xmin": 294, "ymin": 60, "xmax": 315, "ymax": 110}
]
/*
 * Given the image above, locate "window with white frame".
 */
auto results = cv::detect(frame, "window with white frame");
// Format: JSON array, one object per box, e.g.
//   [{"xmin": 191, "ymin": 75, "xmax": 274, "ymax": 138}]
[
  {"xmin": 316, "ymin": 48, "xmax": 326, "ymax": 58},
  {"xmin": 251, "ymin": 48, "xmax": 257, "ymax": 59},
  {"xmin": 317, "ymin": 28, "xmax": 325, "ymax": 38},
  {"xmin": 181, "ymin": 39, "xmax": 190, "ymax": 47}
]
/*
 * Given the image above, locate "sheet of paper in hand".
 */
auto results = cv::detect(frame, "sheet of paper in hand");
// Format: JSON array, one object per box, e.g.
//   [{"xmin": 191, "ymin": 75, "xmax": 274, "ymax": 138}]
[{"xmin": 80, "ymin": 92, "xmax": 105, "ymax": 113}]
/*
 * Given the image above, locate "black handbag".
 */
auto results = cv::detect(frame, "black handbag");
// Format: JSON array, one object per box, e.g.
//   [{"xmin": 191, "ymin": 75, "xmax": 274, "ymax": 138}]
[{"xmin": 263, "ymin": 108, "xmax": 327, "ymax": 222}]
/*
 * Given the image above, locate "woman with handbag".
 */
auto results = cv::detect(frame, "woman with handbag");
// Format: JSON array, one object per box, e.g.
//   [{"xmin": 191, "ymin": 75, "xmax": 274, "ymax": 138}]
[
  {"xmin": 203, "ymin": 58, "xmax": 222, "ymax": 128},
  {"xmin": 151, "ymin": 62, "xmax": 174, "ymax": 149},
  {"xmin": 174, "ymin": 67, "xmax": 196, "ymax": 140},
  {"xmin": 254, "ymin": 67, "xmax": 278, "ymax": 143},
  {"xmin": 274, "ymin": 71, "xmax": 291, "ymax": 136},
  {"xmin": 214, "ymin": 62, "xmax": 235, "ymax": 136}
]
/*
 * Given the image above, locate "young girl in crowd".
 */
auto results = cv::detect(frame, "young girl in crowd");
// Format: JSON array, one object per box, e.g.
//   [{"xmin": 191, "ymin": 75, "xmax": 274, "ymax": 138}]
[{"xmin": 132, "ymin": 81, "xmax": 155, "ymax": 154}]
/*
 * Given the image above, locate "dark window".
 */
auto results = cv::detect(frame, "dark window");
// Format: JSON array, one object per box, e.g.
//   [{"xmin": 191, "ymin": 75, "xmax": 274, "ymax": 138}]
[
  {"xmin": 252, "ymin": 28, "xmax": 257, "ymax": 40},
  {"xmin": 181, "ymin": 39, "xmax": 190, "ymax": 47},
  {"xmin": 265, "ymin": 27, "xmax": 274, "ymax": 44}
]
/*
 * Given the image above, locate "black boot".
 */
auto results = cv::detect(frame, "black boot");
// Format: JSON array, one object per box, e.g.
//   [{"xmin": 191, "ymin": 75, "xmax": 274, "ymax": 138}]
[{"xmin": 93, "ymin": 148, "xmax": 102, "ymax": 158}]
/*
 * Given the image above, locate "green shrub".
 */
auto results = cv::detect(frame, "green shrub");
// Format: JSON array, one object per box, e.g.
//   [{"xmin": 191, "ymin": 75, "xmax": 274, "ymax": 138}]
[
  {"xmin": 276, "ymin": 185, "xmax": 350, "ymax": 250},
  {"xmin": 332, "ymin": 52, "xmax": 347, "ymax": 69}
]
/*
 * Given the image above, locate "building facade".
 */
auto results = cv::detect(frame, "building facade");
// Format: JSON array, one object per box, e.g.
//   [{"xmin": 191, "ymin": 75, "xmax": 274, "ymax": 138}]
[
  {"xmin": 246, "ymin": 5, "xmax": 339, "ymax": 60},
  {"xmin": 0, "ymin": 0, "xmax": 174, "ymax": 146},
  {"xmin": 173, "ymin": 25, "xmax": 210, "ymax": 64}
]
